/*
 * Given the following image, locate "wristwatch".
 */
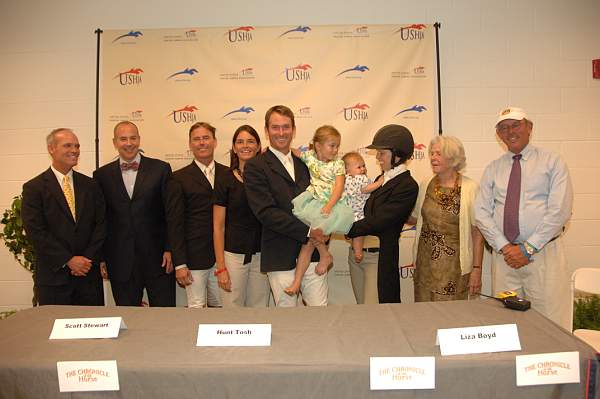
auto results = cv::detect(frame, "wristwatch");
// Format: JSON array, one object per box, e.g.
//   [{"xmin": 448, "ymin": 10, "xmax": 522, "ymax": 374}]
[{"xmin": 522, "ymin": 241, "xmax": 536, "ymax": 257}]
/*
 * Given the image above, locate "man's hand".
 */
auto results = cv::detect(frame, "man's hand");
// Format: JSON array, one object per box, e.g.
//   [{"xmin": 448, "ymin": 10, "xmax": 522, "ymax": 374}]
[
  {"xmin": 175, "ymin": 267, "xmax": 194, "ymax": 287},
  {"xmin": 99, "ymin": 261, "xmax": 109, "ymax": 280},
  {"xmin": 162, "ymin": 251, "xmax": 173, "ymax": 274},
  {"xmin": 67, "ymin": 256, "xmax": 92, "ymax": 276},
  {"xmin": 500, "ymin": 244, "xmax": 530, "ymax": 269}
]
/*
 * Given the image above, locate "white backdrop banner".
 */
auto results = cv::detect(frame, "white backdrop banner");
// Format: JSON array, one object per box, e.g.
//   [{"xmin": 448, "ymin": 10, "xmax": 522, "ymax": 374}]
[{"xmin": 101, "ymin": 24, "xmax": 436, "ymax": 304}]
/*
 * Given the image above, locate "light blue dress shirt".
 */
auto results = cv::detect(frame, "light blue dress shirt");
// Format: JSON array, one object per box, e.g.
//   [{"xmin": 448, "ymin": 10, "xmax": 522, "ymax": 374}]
[{"xmin": 474, "ymin": 144, "xmax": 573, "ymax": 252}]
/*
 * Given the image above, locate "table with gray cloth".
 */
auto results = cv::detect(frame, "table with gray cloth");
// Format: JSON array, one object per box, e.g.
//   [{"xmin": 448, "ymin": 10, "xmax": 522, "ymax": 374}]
[{"xmin": 0, "ymin": 300, "xmax": 598, "ymax": 398}]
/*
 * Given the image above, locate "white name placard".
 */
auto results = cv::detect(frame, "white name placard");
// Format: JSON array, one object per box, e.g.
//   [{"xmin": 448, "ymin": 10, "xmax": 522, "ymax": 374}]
[
  {"xmin": 196, "ymin": 324, "xmax": 271, "ymax": 346},
  {"xmin": 370, "ymin": 357, "xmax": 435, "ymax": 390},
  {"xmin": 516, "ymin": 351, "xmax": 580, "ymax": 386},
  {"xmin": 49, "ymin": 317, "xmax": 127, "ymax": 340},
  {"xmin": 437, "ymin": 323, "xmax": 521, "ymax": 356},
  {"xmin": 57, "ymin": 360, "xmax": 119, "ymax": 392}
]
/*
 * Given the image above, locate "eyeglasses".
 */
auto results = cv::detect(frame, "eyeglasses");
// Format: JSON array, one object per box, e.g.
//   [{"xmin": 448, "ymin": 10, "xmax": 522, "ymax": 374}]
[{"xmin": 496, "ymin": 120, "xmax": 523, "ymax": 133}]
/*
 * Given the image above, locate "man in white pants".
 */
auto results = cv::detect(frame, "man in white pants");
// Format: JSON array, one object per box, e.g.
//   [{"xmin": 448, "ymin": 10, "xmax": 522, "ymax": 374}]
[
  {"xmin": 244, "ymin": 105, "xmax": 328, "ymax": 307},
  {"xmin": 475, "ymin": 107, "xmax": 573, "ymax": 330},
  {"xmin": 168, "ymin": 122, "xmax": 226, "ymax": 308}
]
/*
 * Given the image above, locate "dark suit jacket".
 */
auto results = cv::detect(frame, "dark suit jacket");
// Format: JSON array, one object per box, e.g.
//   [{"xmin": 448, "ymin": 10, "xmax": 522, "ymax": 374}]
[
  {"xmin": 167, "ymin": 161, "xmax": 228, "ymax": 270},
  {"xmin": 244, "ymin": 148, "xmax": 317, "ymax": 273},
  {"xmin": 347, "ymin": 170, "xmax": 418, "ymax": 303},
  {"xmin": 93, "ymin": 155, "xmax": 172, "ymax": 282},
  {"xmin": 21, "ymin": 168, "xmax": 106, "ymax": 286}
]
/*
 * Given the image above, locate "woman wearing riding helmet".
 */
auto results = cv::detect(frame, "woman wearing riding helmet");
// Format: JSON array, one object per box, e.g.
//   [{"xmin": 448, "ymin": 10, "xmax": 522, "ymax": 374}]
[{"xmin": 347, "ymin": 124, "xmax": 419, "ymax": 303}]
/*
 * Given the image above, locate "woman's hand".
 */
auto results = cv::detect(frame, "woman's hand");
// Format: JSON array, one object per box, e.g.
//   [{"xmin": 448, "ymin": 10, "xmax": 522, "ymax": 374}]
[
  {"xmin": 468, "ymin": 267, "xmax": 482, "ymax": 295},
  {"xmin": 217, "ymin": 268, "xmax": 232, "ymax": 292}
]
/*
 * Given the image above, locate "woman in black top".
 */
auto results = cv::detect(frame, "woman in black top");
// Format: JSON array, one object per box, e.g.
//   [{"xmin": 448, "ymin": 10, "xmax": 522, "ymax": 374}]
[
  {"xmin": 347, "ymin": 125, "xmax": 419, "ymax": 303},
  {"xmin": 213, "ymin": 125, "xmax": 269, "ymax": 307}
]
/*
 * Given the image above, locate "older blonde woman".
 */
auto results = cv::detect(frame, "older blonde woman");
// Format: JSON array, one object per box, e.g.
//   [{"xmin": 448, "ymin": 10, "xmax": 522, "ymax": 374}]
[{"xmin": 408, "ymin": 136, "xmax": 484, "ymax": 301}]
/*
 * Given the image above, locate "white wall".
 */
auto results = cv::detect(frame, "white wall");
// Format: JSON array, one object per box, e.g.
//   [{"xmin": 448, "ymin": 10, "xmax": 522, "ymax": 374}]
[{"xmin": 1, "ymin": 0, "xmax": 599, "ymax": 311}]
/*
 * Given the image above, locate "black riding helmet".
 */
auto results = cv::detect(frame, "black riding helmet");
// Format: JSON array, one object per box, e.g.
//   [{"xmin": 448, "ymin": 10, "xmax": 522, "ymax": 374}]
[{"xmin": 366, "ymin": 124, "xmax": 414, "ymax": 167}]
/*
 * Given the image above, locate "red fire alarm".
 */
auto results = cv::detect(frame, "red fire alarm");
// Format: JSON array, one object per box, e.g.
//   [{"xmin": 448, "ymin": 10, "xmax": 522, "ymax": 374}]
[{"xmin": 594, "ymin": 59, "xmax": 600, "ymax": 79}]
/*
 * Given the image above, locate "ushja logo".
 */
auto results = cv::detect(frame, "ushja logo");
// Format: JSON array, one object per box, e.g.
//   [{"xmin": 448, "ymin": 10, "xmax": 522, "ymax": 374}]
[
  {"xmin": 169, "ymin": 105, "xmax": 198, "ymax": 124},
  {"xmin": 340, "ymin": 103, "xmax": 369, "ymax": 121},
  {"xmin": 395, "ymin": 24, "xmax": 426, "ymax": 40},
  {"xmin": 283, "ymin": 63, "xmax": 312, "ymax": 82},
  {"xmin": 113, "ymin": 68, "xmax": 143, "ymax": 86},
  {"xmin": 227, "ymin": 26, "xmax": 254, "ymax": 42}
]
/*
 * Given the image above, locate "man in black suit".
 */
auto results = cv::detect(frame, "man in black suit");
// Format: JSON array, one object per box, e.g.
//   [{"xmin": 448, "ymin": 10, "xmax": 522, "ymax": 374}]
[
  {"xmin": 93, "ymin": 121, "xmax": 175, "ymax": 307},
  {"xmin": 22, "ymin": 128, "xmax": 105, "ymax": 305},
  {"xmin": 168, "ymin": 122, "xmax": 226, "ymax": 308},
  {"xmin": 244, "ymin": 105, "xmax": 326, "ymax": 307},
  {"xmin": 347, "ymin": 125, "xmax": 418, "ymax": 303}
]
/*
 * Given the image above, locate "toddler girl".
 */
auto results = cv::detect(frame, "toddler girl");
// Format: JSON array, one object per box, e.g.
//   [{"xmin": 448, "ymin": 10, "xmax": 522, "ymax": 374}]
[{"xmin": 286, "ymin": 125, "xmax": 354, "ymax": 295}]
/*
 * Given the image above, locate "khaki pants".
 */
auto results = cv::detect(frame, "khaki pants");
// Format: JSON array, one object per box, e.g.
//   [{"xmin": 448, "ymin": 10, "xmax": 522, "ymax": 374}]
[{"xmin": 491, "ymin": 238, "xmax": 570, "ymax": 330}]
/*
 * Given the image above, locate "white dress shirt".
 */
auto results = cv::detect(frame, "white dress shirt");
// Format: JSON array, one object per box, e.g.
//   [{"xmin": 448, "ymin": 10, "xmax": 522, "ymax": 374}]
[
  {"xmin": 120, "ymin": 153, "xmax": 141, "ymax": 198},
  {"xmin": 270, "ymin": 147, "xmax": 295, "ymax": 181},
  {"xmin": 50, "ymin": 165, "xmax": 75, "ymax": 201},
  {"xmin": 382, "ymin": 163, "xmax": 408, "ymax": 186},
  {"xmin": 195, "ymin": 159, "xmax": 215, "ymax": 188}
]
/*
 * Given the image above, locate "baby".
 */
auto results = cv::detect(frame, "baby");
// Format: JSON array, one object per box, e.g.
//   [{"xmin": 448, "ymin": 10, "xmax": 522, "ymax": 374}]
[{"xmin": 342, "ymin": 152, "xmax": 382, "ymax": 263}]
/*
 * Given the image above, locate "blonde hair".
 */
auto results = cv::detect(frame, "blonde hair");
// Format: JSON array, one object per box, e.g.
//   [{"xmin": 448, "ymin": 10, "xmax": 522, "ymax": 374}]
[
  {"xmin": 429, "ymin": 135, "xmax": 466, "ymax": 172},
  {"xmin": 342, "ymin": 151, "xmax": 364, "ymax": 167},
  {"xmin": 313, "ymin": 125, "xmax": 341, "ymax": 145}
]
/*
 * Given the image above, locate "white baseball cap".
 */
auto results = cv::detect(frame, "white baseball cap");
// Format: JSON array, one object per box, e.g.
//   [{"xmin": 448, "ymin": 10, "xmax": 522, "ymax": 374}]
[{"xmin": 496, "ymin": 106, "xmax": 527, "ymax": 126}]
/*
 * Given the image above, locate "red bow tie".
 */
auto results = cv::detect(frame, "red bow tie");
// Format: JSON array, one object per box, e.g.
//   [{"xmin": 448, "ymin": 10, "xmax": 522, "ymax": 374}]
[{"xmin": 120, "ymin": 161, "xmax": 139, "ymax": 171}]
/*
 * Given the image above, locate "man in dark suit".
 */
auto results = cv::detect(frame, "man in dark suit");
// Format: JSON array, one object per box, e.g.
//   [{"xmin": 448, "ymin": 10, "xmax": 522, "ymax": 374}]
[
  {"xmin": 168, "ymin": 122, "xmax": 226, "ymax": 308},
  {"xmin": 347, "ymin": 125, "xmax": 418, "ymax": 303},
  {"xmin": 93, "ymin": 121, "xmax": 175, "ymax": 307},
  {"xmin": 244, "ymin": 105, "xmax": 326, "ymax": 307},
  {"xmin": 22, "ymin": 128, "xmax": 105, "ymax": 305}
]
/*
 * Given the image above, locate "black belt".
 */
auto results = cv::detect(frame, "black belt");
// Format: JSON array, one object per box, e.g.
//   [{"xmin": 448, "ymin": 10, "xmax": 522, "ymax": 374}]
[{"xmin": 362, "ymin": 248, "xmax": 379, "ymax": 253}]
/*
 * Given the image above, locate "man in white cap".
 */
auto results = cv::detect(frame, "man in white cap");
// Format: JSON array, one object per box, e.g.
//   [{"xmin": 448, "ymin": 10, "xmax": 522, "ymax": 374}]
[{"xmin": 475, "ymin": 107, "xmax": 573, "ymax": 330}]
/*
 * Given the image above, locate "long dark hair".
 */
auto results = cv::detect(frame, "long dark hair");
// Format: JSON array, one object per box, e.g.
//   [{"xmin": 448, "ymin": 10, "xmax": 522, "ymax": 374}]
[{"xmin": 230, "ymin": 124, "xmax": 261, "ymax": 171}]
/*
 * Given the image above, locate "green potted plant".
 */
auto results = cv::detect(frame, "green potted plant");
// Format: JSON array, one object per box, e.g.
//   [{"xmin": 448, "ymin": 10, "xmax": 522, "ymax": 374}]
[
  {"xmin": 573, "ymin": 294, "xmax": 600, "ymax": 331},
  {"xmin": 0, "ymin": 195, "xmax": 37, "ymax": 306}
]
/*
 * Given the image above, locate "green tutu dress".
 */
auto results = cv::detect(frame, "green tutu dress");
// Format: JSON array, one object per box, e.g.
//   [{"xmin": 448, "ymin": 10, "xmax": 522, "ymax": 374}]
[{"xmin": 292, "ymin": 150, "xmax": 354, "ymax": 235}]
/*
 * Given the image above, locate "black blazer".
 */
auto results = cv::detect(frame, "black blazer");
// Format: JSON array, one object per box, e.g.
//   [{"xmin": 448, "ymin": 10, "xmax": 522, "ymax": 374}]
[
  {"xmin": 347, "ymin": 170, "xmax": 418, "ymax": 303},
  {"xmin": 244, "ymin": 148, "xmax": 316, "ymax": 273},
  {"xmin": 21, "ymin": 168, "xmax": 106, "ymax": 286},
  {"xmin": 93, "ymin": 155, "xmax": 172, "ymax": 282},
  {"xmin": 167, "ymin": 161, "xmax": 228, "ymax": 270}
]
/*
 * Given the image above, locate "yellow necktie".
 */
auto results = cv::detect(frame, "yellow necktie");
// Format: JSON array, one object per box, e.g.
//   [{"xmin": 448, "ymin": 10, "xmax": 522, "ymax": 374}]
[
  {"xmin": 63, "ymin": 175, "xmax": 76, "ymax": 220},
  {"xmin": 205, "ymin": 166, "xmax": 214, "ymax": 188}
]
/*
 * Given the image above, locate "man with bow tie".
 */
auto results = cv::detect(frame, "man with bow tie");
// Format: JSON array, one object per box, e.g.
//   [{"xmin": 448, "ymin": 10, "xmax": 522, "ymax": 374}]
[
  {"xmin": 22, "ymin": 128, "xmax": 106, "ymax": 305},
  {"xmin": 93, "ymin": 121, "xmax": 175, "ymax": 306}
]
